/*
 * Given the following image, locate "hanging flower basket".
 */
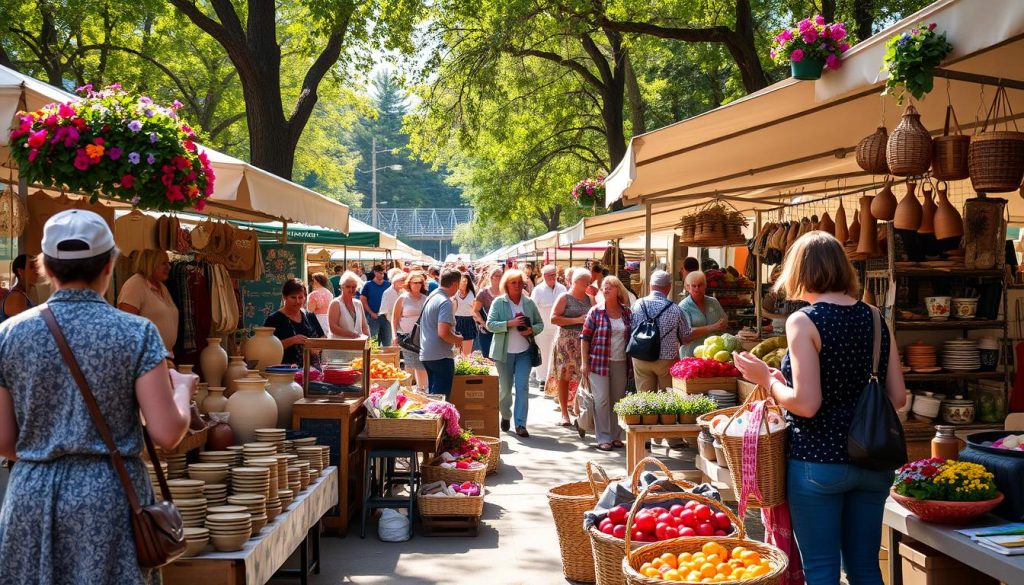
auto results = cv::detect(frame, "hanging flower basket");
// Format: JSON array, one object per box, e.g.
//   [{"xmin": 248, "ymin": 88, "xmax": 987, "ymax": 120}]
[
  {"xmin": 882, "ymin": 23, "xmax": 952, "ymax": 105},
  {"xmin": 572, "ymin": 175, "xmax": 605, "ymax": 208},
  {"xmin": 8, "ymin": 84, "xmax": 215, "ymax": 211},
  {"xmin": 771, "ymin": 15, "xmax": 850, "ymax": 81}
]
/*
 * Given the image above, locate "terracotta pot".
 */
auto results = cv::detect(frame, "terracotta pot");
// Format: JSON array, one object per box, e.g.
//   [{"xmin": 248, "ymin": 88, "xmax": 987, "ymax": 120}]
[
  {"xmin": 623, "ymin": 415, "xmax": 642, "ymax": 426},
  {"xmin": 834, "ymin": 201, "xmax": 848, "ymax": 243},
  {"xmin": 894, "ymin": 181, "xmax": 923, "ymax": 230},
  {"xmin": 918, "ymin": 182, "xmax": 937, "ymax": 234},
  {"xmin": 244, "ymin": 327, "xmax": 284, "ymax": 371},
  {"xmin": 201, "ymin": 386, "xmax": 228, "ymax": 415},
  {"xmin": 848, "ymin": 210, "xmax": 861, "ymax": 245},
  {"xmin": 887, "ymin": 105, "xmax": 933, "ymax": 177},
  {"xmin": 200, "ymin": 337, "xmax": 229, "ymax": 387},
  {"xmin": 934, "ymin": 182, "xmax": 964, "ymax": 240},
  {"xmin": 890, "ymin": 490, "xmax": 1004, "ymax": 525},
  {"xmin": 679, "ymin": 414, "xmax": 698, "ymax": 425},
  {"xmin": 786, "ymin": 221, "xmax": 800, "ymax": 250},
  {"xmin": 207, "ymin": 418, "xmax": 235, "ymax": 451},
  {"xmin": 658, "ymin": 414, "xmax": 677, "ymax": 425},
  {"xmin": 640, "ymin": 414, "xmax": 659, "ymax": 425},
  {"xmin": 266, "ymin": 372, "xmax": 303, "ymax": 428},
  {"xmin": 226, "ymin": 377, "xmax": 278, "ymax": 444},
  {"xmin": 818, "ymin": 212, "xmax": 835, "ymax": 236},
  {"xmin": 224, "ymin": 356, "xmax": 249, "ymax": 398},
  {"xmin": 857, "ymin": 195, "xmax": 879, "ymax": 256},
  {"xmin": 870, "ymin": 177, "xmax": 897, "ymax": 221}
]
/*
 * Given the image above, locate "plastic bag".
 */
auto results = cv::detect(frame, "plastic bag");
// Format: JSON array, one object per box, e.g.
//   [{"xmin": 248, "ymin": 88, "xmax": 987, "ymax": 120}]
[
  {"xmin": 576, "ymin": 386, "xmax": 595, "ymax": 433},
  {"xmin": 378, "ymin": 509, "xmax": 411, "ymax": 542}
]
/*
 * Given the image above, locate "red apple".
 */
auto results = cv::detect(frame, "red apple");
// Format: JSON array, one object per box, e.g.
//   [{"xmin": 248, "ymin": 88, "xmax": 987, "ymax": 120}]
[
  {"xmin": 612, "ymin": 524, "xmax": 627, "ymax": 538},
  {"xmin": 649, "ymin": 507, "xmax": 667, "ymax": 516},
  {"xmin": 669, "ymin": 504, "xmax": 686, "ymax": 517},
  {"xmin": 678, "ymin": 527, "xmax": 697, "ymax": 537},
  {"xmin": 696, "ymin": 522, "xmax": 715, "ymax": 537},
  {"xmin": 635, "ymin": 512, "xmax": 657, "ymax": 534},
  {"xmin": 693, "ymin": 504, "xmax": 713, "ymax": 523},
  {"xmin": 714, "ymin": 529, "xmax": 728, "ymax": 536},
  {"xmin": 713, "ymin": 512, "xmax": 732, "ymax": 530},
  {"xmin": 664, "ymin": 526, "xmax": 679, "ymax": 539},
  {"xmin": 599, "ymin": 518, "xmax": 613, "ymax": 532},
  {"xmin": 657, "ymin": 513, "xmax": 673, "ymax": 525},
  {"xmin": 607, "ymin": 506, "xmax": 628, "ymax": 525},
  {"xmin": 684, "ymin": 501, "xmax": 697, "ymax": 510},
  {"xmin": 655, "ymin": 522, "xmax": 669, "ymax": 540},
  {"xmin": 679, "ymin": 510, "xmax": 697, "ymax": 528}
]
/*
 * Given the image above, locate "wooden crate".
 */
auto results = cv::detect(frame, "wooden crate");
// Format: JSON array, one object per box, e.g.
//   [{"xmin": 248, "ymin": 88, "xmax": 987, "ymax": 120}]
[
  {"xmin": 420, "ymin": 514, "xmax": 481, "ymax": 537},
  {"xmin": 450, "ymin": 375, "xmax": 499, "ymax": 436},
  {"xmin": 370, "ymin": 349, "xmax": 400, "ymax": 369},
  {"xmin": 671, "ymin": 376, "xmax": 738, "ymax": 395}
]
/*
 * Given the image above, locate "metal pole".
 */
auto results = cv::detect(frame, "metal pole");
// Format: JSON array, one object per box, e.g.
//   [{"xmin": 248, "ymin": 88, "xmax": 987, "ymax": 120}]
[
  {"xmin": 371, "ymin": 136, "xmax": 378, "ymax": 229},
  {"xmin": 644, "ymin": 203, "xmax": 652, "ymax": 285},
  {"xmin": 754, "ymin": 210, "xmax": 763, "ymax": 339},
  {"xmin": 569, "ymin": 243, "xmax": 574, "ymax": 266}
]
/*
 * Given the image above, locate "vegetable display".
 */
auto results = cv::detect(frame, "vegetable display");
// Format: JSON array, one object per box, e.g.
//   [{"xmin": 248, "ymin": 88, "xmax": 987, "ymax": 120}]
[
  {"xmin": 692, "ymin": 334, "xmax": 739, "ymax": 362},
  {"xmin": 455, "ymin": 352, "xmax": 493, "ymax": 376},
  {"xmin": 597, "ymin": 500, "xmax": 734, "ymax": 542}
]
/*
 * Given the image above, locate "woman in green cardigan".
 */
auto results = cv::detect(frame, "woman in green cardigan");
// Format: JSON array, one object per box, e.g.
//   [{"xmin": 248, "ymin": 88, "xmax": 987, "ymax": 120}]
[{"xmin": 486, "ymin": 269, "xmax": 545, "ymax": 437}]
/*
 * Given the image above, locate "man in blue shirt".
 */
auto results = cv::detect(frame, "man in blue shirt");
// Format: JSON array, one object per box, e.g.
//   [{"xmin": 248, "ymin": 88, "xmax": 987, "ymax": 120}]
[
  {"xmin": 419, "ymin": 269, "xmax": 464, "ymax": 397},
  {"xmin": 357, "ymin": 264, "xmax": 392, "ymax": 346}
]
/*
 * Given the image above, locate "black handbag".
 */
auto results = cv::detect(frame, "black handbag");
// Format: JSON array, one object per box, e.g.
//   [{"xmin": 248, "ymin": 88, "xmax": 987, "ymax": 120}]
[
  {"xmin": 527, "ymin": 336, "xmax": 543, "ymax": 367},
  {"xmin": 848, "ymin": 305, "xmax": 908, "ymax": 471}
]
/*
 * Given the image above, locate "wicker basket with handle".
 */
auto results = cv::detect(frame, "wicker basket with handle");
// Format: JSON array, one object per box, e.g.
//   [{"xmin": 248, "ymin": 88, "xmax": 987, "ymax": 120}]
[
  {"xmin": 621, "ymin": 487, "xmax": 787, "ymax": 585},
  {"xmin": 421, "ymin": 456, "xmax": 488, "ymax": 485},
  {"xmin": 714, "ymin": 385, "xmax": 787, "ymax": 509},
  {"xmin": 476, "ymin": 435, "xmax": 501, "ymax": 475},
  {"xmin": 546, "ymin": 461, "xmax": 610, "ymax": 584},
  {"xmin": 418, "ymin": 487, "xmax": 485, "ymax": 517},
  {"xmin": 969, "ymin": 86, "xmax": 1024, "ymax": 192},
  {"xmin": 932, "ymin": 104, "xmax": 970, "ymax": 181},
  {"xmin": 365, "ymin": 415, "xmax": 442, "ymax": 439}
]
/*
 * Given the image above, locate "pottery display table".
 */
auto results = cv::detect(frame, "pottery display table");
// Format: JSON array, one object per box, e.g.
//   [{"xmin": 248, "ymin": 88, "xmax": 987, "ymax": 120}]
[
  {"xmin": 163, "ymin": 467, "xmax": 338, "ymax": 585},
  {"xmin": 619, "ymin": 419, "xmax": 701, "ymax": 473}
]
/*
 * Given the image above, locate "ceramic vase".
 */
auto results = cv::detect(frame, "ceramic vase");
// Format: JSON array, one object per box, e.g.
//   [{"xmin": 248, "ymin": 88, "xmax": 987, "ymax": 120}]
[
  {"xmin": 848, "ymin": 210, "xmax": 861, "ymax": 246},
  {"xmin": 200, "ymin": 337, "xmax": 229, "ymax": 387},
  {"xmin": 918, "ymin": 183, "xmax": 937, "ymax": 234},
  {"xmin": 870, "ymin": 177, "xmax": 897, "ymax": 221},
  {"xmin": 266, "ymin": 372, "xmax": 303, "ymax": 428},
  {"xmin": 244, "ymin": 327, "xmax": 284, "ymax": 371},
  {"xmin": 176, "ymin": 364, "xmax": 194, "ymax": 375},
  {"xmin": 894, "ymin": 181, "xmax": 923, "ymax": 230},
  {"xmin": 934, "ymin": 182, "xmax": 964, "ymax": 240},
  {"xmin": 201, "ymin": 387, "xmax": 228, "ymax": 415},
  {"xmin": 226, "ymin": 378, "xmax": 278, "ymax": 444},
  {"xmin": 224, "ymin": 356, "xmax": 249, "ymax": 398},
  {"xmin": 818, "ymin": 212, "xmax": 835, "ymax": 236},
  {"xmin": 857, "ymin": 195, "xmax": 879, "ymax": 256},
  {"xmin": 195, "ymin": 382, "xmax": 209, "ymax": 407},
  {"xmin": 835, "ymin": 200, "xmax": 848, "ymax": 243}
]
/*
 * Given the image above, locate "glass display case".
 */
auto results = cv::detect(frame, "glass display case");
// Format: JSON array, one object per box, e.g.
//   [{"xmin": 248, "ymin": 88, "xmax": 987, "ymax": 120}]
[{"xmin": 301, "ymin": 338, "xmax": 371, "ymax": 401}]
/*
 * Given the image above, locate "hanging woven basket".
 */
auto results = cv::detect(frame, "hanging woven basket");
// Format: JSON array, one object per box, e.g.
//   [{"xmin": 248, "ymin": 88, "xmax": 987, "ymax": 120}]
[
  {"xmin": 0, "ymin": 185, "xmax": 27, "ymax": 239},
  {"xmin": 856, "ymin": 126, "xmax": 891, "ymax": 175},
  {"xmin": 679, "ymin": 200, "xmax": 748, "ymax": 247},
  {"xmin": 932, "ymin": 105, "xmax": 970, "ymax": 181},
  {"xmin": 887, "ymin": 104, "xmax": 933, "ymax": 177},
  {"xmin": 968, "ymin": 87, "xmax": 1024, "ymax": 193}
]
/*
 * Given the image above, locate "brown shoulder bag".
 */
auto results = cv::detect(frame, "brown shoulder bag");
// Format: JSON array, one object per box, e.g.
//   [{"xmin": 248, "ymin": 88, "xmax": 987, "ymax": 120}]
[{"xmin": 41, "ymin": 306, "xmax": 186, "ymax": 568}]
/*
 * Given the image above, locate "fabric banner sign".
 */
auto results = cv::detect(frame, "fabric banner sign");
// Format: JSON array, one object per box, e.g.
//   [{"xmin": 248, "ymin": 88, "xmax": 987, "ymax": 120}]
[{"xmin": 240, "ymin": 243, "xmax": 305, "ymax": 334}]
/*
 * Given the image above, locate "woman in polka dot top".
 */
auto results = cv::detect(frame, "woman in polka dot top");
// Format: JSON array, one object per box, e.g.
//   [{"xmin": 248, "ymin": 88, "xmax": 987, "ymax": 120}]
[{"xmin": 734, "ymin": 231, "xmax": 906, "ymax": 585}]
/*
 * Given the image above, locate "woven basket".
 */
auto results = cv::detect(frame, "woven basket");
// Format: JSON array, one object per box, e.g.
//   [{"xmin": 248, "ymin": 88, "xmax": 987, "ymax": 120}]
[
  {"xmin": 418, "ymin": 490, "xmax": 485, "ymax": 517},
  {"xmin": 365, "ymin": 415, "xmax": 441, "ymax": 439},
  {"xmin": 969, "ymin": 87, "xmax": 1024, "ymax": 192},
  {"xmin": 932, "ymin": 105, "xmax": 970, "ymax": 181},
  {"xmin": 680, "ymin": 216, "xmax": 696, "ymax": 242},
  {"xmin": 477, "ymin": 435, "xmax": 502, "ymax": 475},
  {"xmin": 856, "ymin": 126, "xmax": 890, "ymax": 175},
  {"xmin": 887, "ymin": 105, "xmax": 933, "ymax": 177},
  {"xmin": 549, "ymin": 478, "xmax": 599, "ymax": 583},
  {"xmin": 619, "ymin": 487, "xmax": 767, "ymax": 585},
  {"xmin": 422, "ymin": 457, "xmax": 488, "ymax": 485},
  {"xmin": 713, "ymin": 386, "xmax": 787, "ymax": 509}
]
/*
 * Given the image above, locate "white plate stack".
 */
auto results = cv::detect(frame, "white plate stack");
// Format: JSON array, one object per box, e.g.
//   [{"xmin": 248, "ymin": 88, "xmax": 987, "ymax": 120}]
[
  {"xmin": 942, "ymin": 339, "xmax": 980, "ymax": 371},
  {"xmin": 707, "ymin": 389, "xmax": 737, "ymax": 409}
]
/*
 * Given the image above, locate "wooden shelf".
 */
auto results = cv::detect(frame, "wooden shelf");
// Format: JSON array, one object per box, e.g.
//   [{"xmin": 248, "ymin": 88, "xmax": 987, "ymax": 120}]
[
  {"xmin": 867, "ymin": 267, "xmax": 1005, "ymax": 279},
  {"xmin": 903, "ymin": 371, "xmax": 1005, "ymax": 382},
  {"xmin": 895, "ymin": 319, "xmax": 1005, "ymax": 330}
]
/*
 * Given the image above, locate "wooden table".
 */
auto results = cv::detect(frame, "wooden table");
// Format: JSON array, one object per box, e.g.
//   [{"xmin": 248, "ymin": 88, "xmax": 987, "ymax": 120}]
[
  {"xmin": 356, "ymin": 429, "xmax": 444, "ymax": 455},
  {"xmin": 619, "ymin": 419, "xmax": 701, "ymax": 472},
  {"xmin": 163, "ymin": 467, "xmax": 338, "ymax": 585},
  {"xmin": 883, "ymin": 500, "xmax": 1024, "ymax": 585}
]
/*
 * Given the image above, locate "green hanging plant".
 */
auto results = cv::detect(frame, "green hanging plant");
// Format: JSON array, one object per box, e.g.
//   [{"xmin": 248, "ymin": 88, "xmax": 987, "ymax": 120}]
[{"xmin": 882, "ymin": 23, "xmax": 953, "ymax": 104}]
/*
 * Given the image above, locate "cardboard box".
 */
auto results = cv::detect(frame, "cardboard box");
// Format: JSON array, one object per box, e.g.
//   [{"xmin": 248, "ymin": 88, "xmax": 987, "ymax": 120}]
[
  {"xmin": 457, "ymin": 401, "xmax": 499, "ymax": 436},
  {"xmin": 451, "ymin": 375, "xmax": 499, "ymax": 406},
  {"xmin": 898, "ymin": 540, "xmax": 1000, "ymax": 585}
]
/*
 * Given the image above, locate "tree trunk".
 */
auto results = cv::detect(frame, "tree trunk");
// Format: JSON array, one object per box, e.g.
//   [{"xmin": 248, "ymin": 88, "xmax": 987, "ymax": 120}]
[
  {"xmin": 853, "ymin": 0, "xmax": 875, "ymax": 42},
  {"xmin": 821, "ymin": 0, "xmax": 837, "ymax": 23},
  {"xmin": 243, "ymin": 82, "xmax": 296, "ymax": 178},
  {"xmin": 624, "ymin": 52, "xmax": 647, "ymax": 136},
  {"xmin": 728, "ymin": 0, "xmax": 771, "ymax": 92}
]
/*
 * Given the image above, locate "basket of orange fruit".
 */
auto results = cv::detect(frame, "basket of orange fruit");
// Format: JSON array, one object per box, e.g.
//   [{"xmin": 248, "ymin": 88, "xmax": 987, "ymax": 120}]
[
  {"xmin": 351, "ymin": 357, "xmax": 412, "ymax": 387},
  {"xmin": 621, "ymin": 487, "xmax": 788, "ymax": 585}
]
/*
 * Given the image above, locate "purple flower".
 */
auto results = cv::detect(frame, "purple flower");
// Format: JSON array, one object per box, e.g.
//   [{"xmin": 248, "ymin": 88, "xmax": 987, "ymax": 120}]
[
  {"xmin": 149, "ymin": 132, "xmax": 158, "ymax": 143},
  {"xmin": 130, "ymin": 196, "xmax": 141, "ymax": 205},
  {"xmin": 75, "ymin": 83, "xmax": 93, "ymax": 95},
  {"xmin": 144, "ymin": 109, "xmax": 154, "ymax": 118},
  {"xmin": 128, "ymin": 120, "xmax": 142, "ymax": 133},
  {"xmin": 146, "ymin": 153, "xmax": 156, "ymax": 165},
  {"xmin": 139, "ymin": 96, "xmax": 153, "ymax": 105},
  {"xmin": 814, "ymin": 14, "xmax": 826, "ymax": 25},
  {"xmin": 108, "ymin": 147, "xmax": 122, "ymax": 160},
  {"xmin": 128, "ymin": 151, "xmax": 140, "ymax": 165},
  {"xmin": 172, "ymin": 100, "xmax": 182, "ymax": 110}
]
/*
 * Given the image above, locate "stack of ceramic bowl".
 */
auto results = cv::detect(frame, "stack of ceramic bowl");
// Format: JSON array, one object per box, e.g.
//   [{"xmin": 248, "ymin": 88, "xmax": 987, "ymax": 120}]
[
  {"xmin": 159, "ymin": 452, "xmax": 188, "ymax": 479},
  {"xmin": 188, "ymin": 462, "xmax": 229, "ymax": 485},
  {"xmin": 292, "ymin": 437, "xmax": 316, "ymax": 454},
  {"xmin": 272, "ymin": 454, "xmax": 293, "ymax": 491},
  {"xmin": 176, "ymin": 497, "xmax": 208, "ymax": 528},
  {"xmin": 296, "ymin": 447, "xmax": 323, "ymax": 476},
  {"xmin": 706, "ymin": 389, "xmax": 737, "ymax": 410},
  {"xmin": 231, "ymin": 467, "xmax": 271, "ymax": 498},
  {"xmin": 293, "ymin": 461, "xmax": 311, "ymax": 490},
  {"xmin": 205, "ymin": 513, "xmax": 252, "ymax": 552},
  {"xmin": 198, "ymin": 450, "xmax": 237, "ymax": 466},
  {"xmin": 203, "ymin": 483, "xmax": 228, "ymax": 507},
  {"xmin": 905, "ymin": 342, "xmax": 938, "ymax": 373},
  {"xmin": 286, "ymin": 466, "xmax": 301, "ymax": 493},
  {"xmin": 183, "ymin": 527, "xmax": 210, "ymax": 557},
  {"xmin": 247, "ymin": 458, "xmax": 280, "ymax": 503},
  {"xmin": 243, "ymin": 442, "xmax": 277, "ymax": 462},
  {"xmin": 228, "ymin": 494, "xmax": 268, "ymax": 535},
  {"xmin": 282, "ymin": 439, "xmax": 295, "ymax": 454},
  {"xmin": 144, "ymin": 461, "xmax": 168, "ymax": 493},
  {"xmin": 254, "ymin": 429, "xmax": 286, "ymax": 453},
  {"xmin": 225, "ymin": 445, "xmax": 246, "ymax": 466},
  {"xmin": 912, "ymin": 392, "xmax": 942, "ymax": 421},
  {"xmin": 278, "ymin": 488, "xmax": 294, "ymax": 509},
  {"xmin": 168, "ymin": 478, "xmax": 205, "ymax": 499},
  {"xmin": 943, "ymin": 339, "xmax": 980, "ymax": 371},
  {"xmin": 315, "ymin": 446, "xmax": 330, "ymax": 470}
]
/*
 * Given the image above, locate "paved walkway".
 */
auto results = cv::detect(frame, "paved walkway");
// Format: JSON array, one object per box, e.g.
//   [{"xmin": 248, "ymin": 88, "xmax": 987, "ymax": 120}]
[{"xmin": 271, "ymin": 389, "xmax": 697, "ymax": 585}]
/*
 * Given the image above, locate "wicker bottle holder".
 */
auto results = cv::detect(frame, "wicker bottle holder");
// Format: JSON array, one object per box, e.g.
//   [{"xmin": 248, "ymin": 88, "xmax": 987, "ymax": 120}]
[
  {"xmin": 713, "ymin": 385, "xmax": 788, "ymax": 510},
  {"xmin": 887, "ymin": 105, "xmax": 933, "ymax": 177},
  {"xmin": 681, "ymin": 200, "xmax": 748, "ymax": 247},
  {"xmin": 587, "ymin": 458, "xmax": 695, "ymax": 585},
  {"xmin": 421, "ymin": 457, "xmax": 488, "ymax": 485},
  {"xmin": 856, "ymin": 126, "xmax": 891, "ymax": 175},
  {"xmin": 621, "ymin": 486, "xmax": 788, "ymax": 585},
  {"xmin": 932, "ymin": 105, "xmax": 970, "ymax": 181},
  {"xmin": 968, "ymin": 86, "xmax": 1024, "ymax": 192}
]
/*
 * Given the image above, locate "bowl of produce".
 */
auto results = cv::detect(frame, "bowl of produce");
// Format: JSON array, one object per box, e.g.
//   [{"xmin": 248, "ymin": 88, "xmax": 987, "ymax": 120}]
[
  {"xmin": 966, "ymin": 431, "xmax": 1024, "ymax": 458},
  {"xmin": 323, "ymin": 367, "xmax": 361, "ymax": 386}
]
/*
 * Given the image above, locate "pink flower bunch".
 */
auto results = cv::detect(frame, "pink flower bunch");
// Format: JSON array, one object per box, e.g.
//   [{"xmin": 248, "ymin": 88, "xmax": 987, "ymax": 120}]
[
  {"xmin": 572, "ymin": 175, "xmax": 605, "ymax": 202},
  {"xmin": 670, "ymin": 357, "xmax": 740, "ymax": 380},
  {"xmin": 442, "ymin": 431, "xmax": 491, "ymax": 462},
  {"xmin": 425, "ymin": 400, "xmax": 462, "ymax": 437},
  {"xmin": 771, "ymin": 15, "xmax": 850, "ymax": 71}
]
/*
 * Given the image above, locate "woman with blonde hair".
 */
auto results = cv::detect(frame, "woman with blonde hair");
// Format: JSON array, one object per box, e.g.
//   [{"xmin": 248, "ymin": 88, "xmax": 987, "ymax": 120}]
[
  {"xmin": 580, "ymin": 275, "xmax": 632, "ymax": 450},
  {"xmin": 117, "ymin": 249, "xmax": 179, "ymax": 354},
  {"xmin": 732, "ymin": 231, "xmax": 905, "ymax": 585},
  {"xmin": 328, "ymin": 271, "xmax": 370, "ymax": 339},
  {"xmin": 393, "ymin": 270, "xmax": 429, "ymax": 388},
  {"xmin": 547, "ymin": 267, "xmax": 592, "ymax": 426}
]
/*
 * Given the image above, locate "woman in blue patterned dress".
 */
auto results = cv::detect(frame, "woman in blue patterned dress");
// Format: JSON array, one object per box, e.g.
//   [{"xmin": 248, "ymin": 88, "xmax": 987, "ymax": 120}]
[{"xmin": 0, "ymin": 209, "xmax": 193, "ymax": 585}]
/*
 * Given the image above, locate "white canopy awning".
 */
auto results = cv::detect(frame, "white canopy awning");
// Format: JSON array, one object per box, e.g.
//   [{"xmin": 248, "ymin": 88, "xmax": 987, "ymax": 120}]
[
  {"xmin": 605, "ymin": 0, "xmax": 1024, "ymax": 219},
  {"xmin": 0, "ymin": 64, "xmax": 349, "ymax": 232}
]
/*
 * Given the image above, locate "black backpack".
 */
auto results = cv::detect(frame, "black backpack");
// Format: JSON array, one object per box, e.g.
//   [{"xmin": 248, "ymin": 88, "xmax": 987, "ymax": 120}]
[{"xmin": 626, "ymin": 300, "xmax": 673, "ymax": 362}]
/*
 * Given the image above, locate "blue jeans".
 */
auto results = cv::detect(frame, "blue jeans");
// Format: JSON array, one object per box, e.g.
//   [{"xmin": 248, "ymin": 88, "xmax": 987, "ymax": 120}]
[
  {"xmin": 422, "ymin": 358, "xmax": 454, "ymax": 398},
  {"xmin": 787, "ymin": 459, "xmax": 893, "ymax": 585},
  {"xmin": 497, "ymin": 350, "xmax": 531, "ymax": 428},
  {"xmin": 477, "ymin": 330, "xmax": 493, "ymax": 359},
  {"xmin": 366, "ymin": 313, "xmax": 393, "ymax": 347}
]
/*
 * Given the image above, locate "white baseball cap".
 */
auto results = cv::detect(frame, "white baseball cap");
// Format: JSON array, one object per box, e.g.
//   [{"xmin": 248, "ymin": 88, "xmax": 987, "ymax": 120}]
[{"xmin": 41, "ymin": 209, "xmax": 116, "ymax": 259}]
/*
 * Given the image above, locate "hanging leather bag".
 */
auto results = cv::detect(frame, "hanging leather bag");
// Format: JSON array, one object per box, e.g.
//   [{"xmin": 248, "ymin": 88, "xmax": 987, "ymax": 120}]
[{"xmin": 41, "ymin": 306, "xmax": 186, "ymax": 568}]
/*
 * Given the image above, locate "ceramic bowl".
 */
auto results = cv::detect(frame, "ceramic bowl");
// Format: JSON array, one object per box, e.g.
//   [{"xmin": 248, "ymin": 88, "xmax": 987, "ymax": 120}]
[
  {"xmin": 183, "ymin": 536, "xmax": 209, "ymax": 557},
  {"xmin": 924, "ymin": 296, "xmax": 952, "ymax": 321},
  {"xmin": 211, "ymin": 532, "xmax": 250, "ymax": 552},
  {"xmin": 912, "ymin": 394, "xmax": 942, "ymax": 420},
  {"xmin": 951, "ymin": 298, "xmax": 979, "ymax": 320},
  {"xmin": 942, "ymin": 400, "xmax": 976, "ymax": 424}
]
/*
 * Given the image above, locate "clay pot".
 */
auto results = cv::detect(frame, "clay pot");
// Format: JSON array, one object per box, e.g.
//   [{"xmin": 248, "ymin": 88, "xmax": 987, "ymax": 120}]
[
  {"xmin": 224, "ymin": 356, "xmax": 249, "ymax": 398},
  {"xmin": 887, "ymin": 105, "xmax": 933, "ymax": 177},
  {"xmin": 266, "ymin": 372, "xmax": 303, "ymax": 428},
  {"xmin": 207, "ymin": 417, "xmax": 236, "ymax": 451},
  {"xmin": 848, "ymin": 210, "xmax": 861, "ymax": 245},
  {"xmin": 894, "ymin": 181, "xmax": 923, "ymax": 230},
  {"xmin": 195, "ymin": 382, "xmax": 209, "ymax": 407},
  {"xmin": 201, "ymin": 386, "xmax": 228, "ymax": 415},
  {"xmin": 786, "ymin": 221, "xmax": 800, "ymax": 250},
  {"xmin": 226, "ymin": 377, "xmax": 278, "ymax": 444},
  {"xmin": 835, "ymin": 201, "xmax": 849, "ymax": 243},
  {"xmin": 818, "ymin": 212, "xmax": 835, "ymax": 236},
  {"xmin": 918, "ymin": 182, "xmax": 937, "ymax": 234},
  {"xmin": 870, "ymin": 177, "xmax": 897, "ymax": 221},
  {"xmin": 244, "ymin": 327, "xmax": 284, "ymax": 371},
  {"xmin": 200, "ymin": 337, "xmax": 229, "ymax": 387},
  {"xmin": 934, "ymin": 181, "xmax": 964, "ymax": 240},
  {"xmin": 857, "ymin": 195, "xmax": 880, "ymax": 256},
  {"xmin": 177, "ymin": 364, "xmax": 194, "ymax": 375}
]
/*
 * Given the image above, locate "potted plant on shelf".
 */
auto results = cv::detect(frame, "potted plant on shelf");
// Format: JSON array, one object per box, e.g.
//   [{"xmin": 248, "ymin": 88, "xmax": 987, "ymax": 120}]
[
  {"xmin": 771, "ymin": 15, "xmax": 850, "ymax": 81},
  {"xmin": 890, "ymin": 458, "xmax": 1003, "ymax": 524},
  {"xmin": 658, "ymin": 393, "xmax": 678, "ymax": 425},
  {"xmin": 572, "ymin": 175, "xmax": 605, "ymax": 208},
  {"xmin": 882, "ymin": 23, "xmax": 952, "ymax": 105},
  {"xmin": 678, "ymin": 394, "xmax": 718, "ymax": 425},
  {"xmin": 614, "ymin": 392, "xmax": 660, "ymax": 425}
]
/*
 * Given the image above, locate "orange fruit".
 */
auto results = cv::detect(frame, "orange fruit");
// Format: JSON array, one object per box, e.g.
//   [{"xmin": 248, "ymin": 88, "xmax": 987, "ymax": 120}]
[
  {"xmin": 715, "ymin": 562, "xmax": 730, "ymax": 574},
  {"xmin": 706, "ymin": 553, "xmax": 721, "ymax": 565},
  {"xmin": 748, "ymin": 564, "xmax": 771, "ymax": 577},
  {"xmin": 678, "ymin": 552, "xmax": 692, "ymax": 564},
  {"xmin": 651, "ymin": 558, "xmax": 665, "ymax": 569},
  {"xmin": 660, "ymin": 553, "xmax": 678, "ymax": 569},
  {"xmin": 700, "ymin": 563, "xmax": 717, "ymax": 578},
  {"xmin": 730, "ymin": 546, "xmax": 746, "ymax": 559},
  {"xmin": 686, "ymin": 570, "xmax": 702, "ymax": 582},
  {"xmin": 701, "ymin": 542, "xmax": 720, "ymax": 556},
  {"xmin": 642, "ymin": 566, "xmax": 659, "ymax": 578},
  {"xmin": 662, "ymin": 569, "xmax": 681, "ymax": 581}
]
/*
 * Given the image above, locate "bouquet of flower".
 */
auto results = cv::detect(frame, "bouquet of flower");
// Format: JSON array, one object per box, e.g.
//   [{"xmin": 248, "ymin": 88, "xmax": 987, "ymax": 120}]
[
  {"xmin": 441, "ymin": 430, "xmax": 491, "ymax": 464},
  {"xmin": 882, "ymin": 23, "xmax": 952, "ymax": 103},
  {"xmin": 455, "ymin": 351, "xmax": 492, "ymax": 376},
  {"xmin": 8, "ymin": 84, "xmax": 214, "ymax": 211},
  {"xmin": 572, "ymin": 175, "xmax": 605, "ymax": 205},
  {"xmin": 425, "ymin": 400, "xmax": 462, "ymax": 437},
  {"xmin": 670, "ymin": 357, "xmax": 740, "ymax": 380},
  {"xmin": 893, "ymin": 458, "xmax": 998, "ymax": 502},
  {"xmin": 771, "ymin": 15, "xmax": 850, "ymax": 71}
]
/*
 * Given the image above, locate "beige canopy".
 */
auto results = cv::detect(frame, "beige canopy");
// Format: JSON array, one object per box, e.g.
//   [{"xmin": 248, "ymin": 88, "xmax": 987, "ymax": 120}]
[{"xmin": 605, "ymin": 0, "xmax": 1024, "ymax": 220}]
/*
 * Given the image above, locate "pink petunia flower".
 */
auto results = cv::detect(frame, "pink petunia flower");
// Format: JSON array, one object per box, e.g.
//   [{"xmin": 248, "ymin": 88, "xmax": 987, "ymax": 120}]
[
  {"xmin": 814, "ymin": 14, "xmax": 825, "ymax": 25},
  {"xmin": 26, "ymin": 129, "xmax": 48, "ymax": 149},
  {"xmin": 798, "ymin": 18, "xmax": 813, "ymax": 32},
  {"xmin": 121, "ymin": 174, "xmax": 136, "ymax": 189},
  {"xmin": 826, "ymin": 54, "xmax": 842, "ymax": 70},
  {"xmin": 802, "ymin": 29, "xmax": 818, "ymax": 43},
  {"xmin": 790, "ymin": 48, "xmax": 805, "ymax": 62}
]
